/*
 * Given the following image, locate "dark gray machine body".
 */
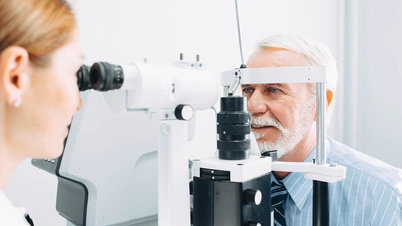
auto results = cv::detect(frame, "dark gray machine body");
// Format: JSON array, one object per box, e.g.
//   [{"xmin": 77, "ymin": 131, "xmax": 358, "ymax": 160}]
[{"xmin": 32, "ymin": 91, "xmax": 158, "ymax": 226}]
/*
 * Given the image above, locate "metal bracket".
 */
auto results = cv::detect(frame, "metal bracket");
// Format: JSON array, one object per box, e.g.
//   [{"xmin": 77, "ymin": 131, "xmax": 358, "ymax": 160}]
[{"xmin": 271, "ymin": 162, "xmax": 346, "ymax": 183}]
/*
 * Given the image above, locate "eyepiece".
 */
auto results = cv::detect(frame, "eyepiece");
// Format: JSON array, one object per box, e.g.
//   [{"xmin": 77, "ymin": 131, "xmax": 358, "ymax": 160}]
[
  {"xmin": 89, "ymin": 62, "xmax": 124, "ymax": 91},
  {"xmin": 76, "ymin": 65, "xmax": 91, "ymax": 91}
]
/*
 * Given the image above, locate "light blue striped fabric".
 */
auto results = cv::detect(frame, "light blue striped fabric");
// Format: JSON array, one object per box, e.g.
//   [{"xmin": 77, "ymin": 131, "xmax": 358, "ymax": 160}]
[{"xmin": 272, "ymin": 137, "xmax": 402, "ymax": 226}]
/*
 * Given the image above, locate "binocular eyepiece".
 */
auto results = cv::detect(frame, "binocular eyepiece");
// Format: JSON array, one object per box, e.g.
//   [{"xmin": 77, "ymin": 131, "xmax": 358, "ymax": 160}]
[
  {"xmin": 76, "ymin": 65, "xmax": 91, "ymax": 91},
  {"xmin": 77, "ymin": 62, "xmax": 125, "ymax": 92}
]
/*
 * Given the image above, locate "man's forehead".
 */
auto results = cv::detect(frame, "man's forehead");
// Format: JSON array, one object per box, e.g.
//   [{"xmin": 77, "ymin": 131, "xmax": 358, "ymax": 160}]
[{"xmin": 242, "ymin": 83, "xmax": 290, "ymax": 88}]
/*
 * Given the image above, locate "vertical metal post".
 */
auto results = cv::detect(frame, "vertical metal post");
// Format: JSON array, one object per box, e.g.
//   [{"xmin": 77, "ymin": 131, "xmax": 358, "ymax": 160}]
[
  {"xmin": 313, "ymin": 82, "xmax": 329, "ymax": 226},
  {"xmin": 158, "ymin": 119, "xmax": 191, "ymax": 226},
  {"xmin": 316, "ymin": 83, "xmax": 326, "ymax": 165}
]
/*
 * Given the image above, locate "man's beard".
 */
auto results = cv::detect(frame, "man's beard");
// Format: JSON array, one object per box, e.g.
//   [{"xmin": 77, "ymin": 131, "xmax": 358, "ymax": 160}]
[{"xmin": 251, "ymin": 100, "xmax": 315, "ymax": 159}]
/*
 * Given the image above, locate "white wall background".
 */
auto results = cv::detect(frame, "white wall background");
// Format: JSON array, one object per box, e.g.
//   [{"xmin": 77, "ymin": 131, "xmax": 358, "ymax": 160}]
[
  {"xmin": 331, "ymin": 0, "xmax": 402, "ymax": 168},
  {"xmin": 355, "ymin": 0, "xmax": 402, "ymax": 168},
  {"xmin": 6, "ymin": 0, "xmax": 401, "ymax": 225}
]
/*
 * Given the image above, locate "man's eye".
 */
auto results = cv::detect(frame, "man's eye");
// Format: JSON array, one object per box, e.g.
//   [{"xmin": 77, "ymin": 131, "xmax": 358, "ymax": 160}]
[
  {"xmin": 243, "ymin": 87, "xmax": 254, "ymax": 93},
  {"xmin": 268, "ymin": 88, "xmax": 281, "ymax": 93}
]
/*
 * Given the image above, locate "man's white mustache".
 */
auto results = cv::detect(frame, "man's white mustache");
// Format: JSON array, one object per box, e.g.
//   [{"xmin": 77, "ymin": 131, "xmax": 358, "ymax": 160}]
[{"xmin": 250, "ymin": 116, "xmax": 285, "ymax": 140}]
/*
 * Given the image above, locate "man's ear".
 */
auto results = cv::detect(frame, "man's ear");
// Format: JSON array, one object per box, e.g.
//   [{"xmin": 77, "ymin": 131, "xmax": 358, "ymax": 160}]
[
  {"xmin": 313, "ymin": 89, "xmax": 333, "ymax": 121},
  {"xmin": 0, "ymin": 46, "xmax": 31, "ymax": 106},
  {"xmin": 326, "ymin": 89, "xmax": 333, "ymax": 110}
]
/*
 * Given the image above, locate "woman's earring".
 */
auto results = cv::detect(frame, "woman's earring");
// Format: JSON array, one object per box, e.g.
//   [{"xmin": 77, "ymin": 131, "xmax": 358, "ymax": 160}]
[{"xmin": 14, "ymin": 99, "xmax": 22, "ymax": 108}]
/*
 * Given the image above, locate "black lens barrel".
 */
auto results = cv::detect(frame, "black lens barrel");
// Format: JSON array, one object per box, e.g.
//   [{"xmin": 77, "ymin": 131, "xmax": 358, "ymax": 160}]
[
  {"xmin": 217, "ymin": 96, "xmax": 250, "ymax": 160},
  {"xmin": 89, "ymin": 62, "xmax": 124, "ymax": 91},
  {"xmin": 76, "ymin": 65, "xmax": 91, "ymax": 91}
]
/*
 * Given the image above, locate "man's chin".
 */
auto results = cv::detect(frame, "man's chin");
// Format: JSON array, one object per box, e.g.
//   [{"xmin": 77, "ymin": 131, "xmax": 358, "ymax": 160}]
[
  {"xmin": 254, "ymin": 134, "xmax": 278, "ymax": 142},
  {"xmin": 257, "ymin": 141, "xmax": 277, "ymax": 152},
  {"xmin": 257, "ymin": 141, "xmax": 290, "ymax": 157}
]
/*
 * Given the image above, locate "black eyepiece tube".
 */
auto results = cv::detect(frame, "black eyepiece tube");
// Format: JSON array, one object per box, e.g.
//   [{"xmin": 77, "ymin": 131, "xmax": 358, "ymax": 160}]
[
  {"xmin": 76, "ymin": 65, "xmax": 92, "ymax": 91},
  {"xmin": 217, "ymin": 96, "xmax": 250, "ymax": 160},
  {"xmin": 89, "ymin": 62, "xmax": 124, "ymax": 91}
]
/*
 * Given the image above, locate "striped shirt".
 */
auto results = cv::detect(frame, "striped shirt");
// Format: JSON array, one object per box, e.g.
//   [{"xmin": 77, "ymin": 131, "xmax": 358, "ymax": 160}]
[{"xmin": 273, "ymin": 137, "xmax": 402, "ymax": 226}]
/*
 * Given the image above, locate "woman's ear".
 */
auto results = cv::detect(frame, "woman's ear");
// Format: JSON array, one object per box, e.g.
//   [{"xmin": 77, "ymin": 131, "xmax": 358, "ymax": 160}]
[{"xmin": 0, "ymin": 46, "xmax": 31, "ymax": 106}]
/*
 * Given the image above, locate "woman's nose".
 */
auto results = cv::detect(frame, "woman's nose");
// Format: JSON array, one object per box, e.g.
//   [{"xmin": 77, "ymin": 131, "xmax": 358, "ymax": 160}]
[{"xmin": 77, "ymin": 94, "xmax": 82, "ymax": 111}]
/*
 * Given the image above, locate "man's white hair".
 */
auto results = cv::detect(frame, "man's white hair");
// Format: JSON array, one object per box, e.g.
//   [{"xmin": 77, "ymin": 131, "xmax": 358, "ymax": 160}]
[{"xmin": 257, "ymin": 34, "xmax": 338, "ymax": 125}]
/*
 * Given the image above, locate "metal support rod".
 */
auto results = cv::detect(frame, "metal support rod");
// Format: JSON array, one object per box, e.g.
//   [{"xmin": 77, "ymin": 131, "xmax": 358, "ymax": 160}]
[
  {"xmin": 313, "ymin": 82, "xmax": 329, "ymax": 226},
  {"xmin": 234, "ymin": 0, "xmax": 244, "ymax": 65},
  {"xmin": 228, "ymin": 76, "xmax": 241, "ymax": 96},
  {"xmin": 316, "ymin": 82, "xmax": 326, "ymax": 165},
  {"xmin": 313, "ymin": 181, "xmax": 329, "ymax": 226}
]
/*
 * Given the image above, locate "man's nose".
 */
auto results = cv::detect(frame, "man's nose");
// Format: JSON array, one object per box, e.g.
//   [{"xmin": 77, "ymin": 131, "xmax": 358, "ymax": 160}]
[{"xmin": 247, "ymin": 91, "xmax": 268, "ymax": 115}]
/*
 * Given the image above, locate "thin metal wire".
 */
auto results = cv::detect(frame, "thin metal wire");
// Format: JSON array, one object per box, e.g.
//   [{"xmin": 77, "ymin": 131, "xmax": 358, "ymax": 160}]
[{"xmin": 235, "ymin": 0, "xmax": 244, "ymax": 65}]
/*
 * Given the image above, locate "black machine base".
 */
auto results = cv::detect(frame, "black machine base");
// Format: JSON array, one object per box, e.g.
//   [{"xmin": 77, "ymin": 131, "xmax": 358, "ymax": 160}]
[{"xmin": 193, "ymin": 171, "xmax": 271, "ymax": 226}]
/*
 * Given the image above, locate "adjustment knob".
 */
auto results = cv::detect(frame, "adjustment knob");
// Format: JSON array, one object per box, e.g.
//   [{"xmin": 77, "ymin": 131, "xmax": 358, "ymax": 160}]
[
  {"xmin": 174, "ymin": 104, "xmax": 194, "ymax": 121},
  {"xmin": 244, "ymin": 189, "xmax": 262, "ymax": 205}
]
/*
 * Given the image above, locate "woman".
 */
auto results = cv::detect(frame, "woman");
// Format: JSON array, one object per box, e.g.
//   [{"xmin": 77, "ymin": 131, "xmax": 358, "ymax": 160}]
[{"xmin": 0, "ymin": 0, "xmax": 83, "ymax": 224}]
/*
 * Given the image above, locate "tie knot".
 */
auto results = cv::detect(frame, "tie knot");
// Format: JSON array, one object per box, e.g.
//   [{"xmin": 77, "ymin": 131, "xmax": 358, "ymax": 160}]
[
  {"xmin": 271, "ymin": 181, "xmax": 288, "ymax": 204},
  {"xmin": 271, "ymin": 180, "xmax": 286, "ymax": 191}
]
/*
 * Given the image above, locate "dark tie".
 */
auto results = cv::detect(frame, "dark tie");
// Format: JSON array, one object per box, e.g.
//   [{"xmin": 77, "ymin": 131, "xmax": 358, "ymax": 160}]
[{"xmin": 271, "ymin": 180, "xmax": 288, "ymax": 226}]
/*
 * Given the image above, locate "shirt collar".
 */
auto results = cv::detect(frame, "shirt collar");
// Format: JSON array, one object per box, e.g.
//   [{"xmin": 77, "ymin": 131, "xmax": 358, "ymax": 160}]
[{"xmin": 273, "ymin": 139, "xmax": 331, "ymax": 211}]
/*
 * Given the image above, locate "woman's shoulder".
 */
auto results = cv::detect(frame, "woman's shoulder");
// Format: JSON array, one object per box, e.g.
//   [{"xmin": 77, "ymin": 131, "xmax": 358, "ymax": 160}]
[{"xmin": 0, "ymin": 189, "xmax": 30, "ymax": 226}]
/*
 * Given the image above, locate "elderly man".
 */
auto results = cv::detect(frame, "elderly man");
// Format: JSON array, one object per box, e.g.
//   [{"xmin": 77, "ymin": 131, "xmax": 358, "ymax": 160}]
[{"xmin": 242, "ymin": 34, "xmax": 402, "ymax": 225}]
